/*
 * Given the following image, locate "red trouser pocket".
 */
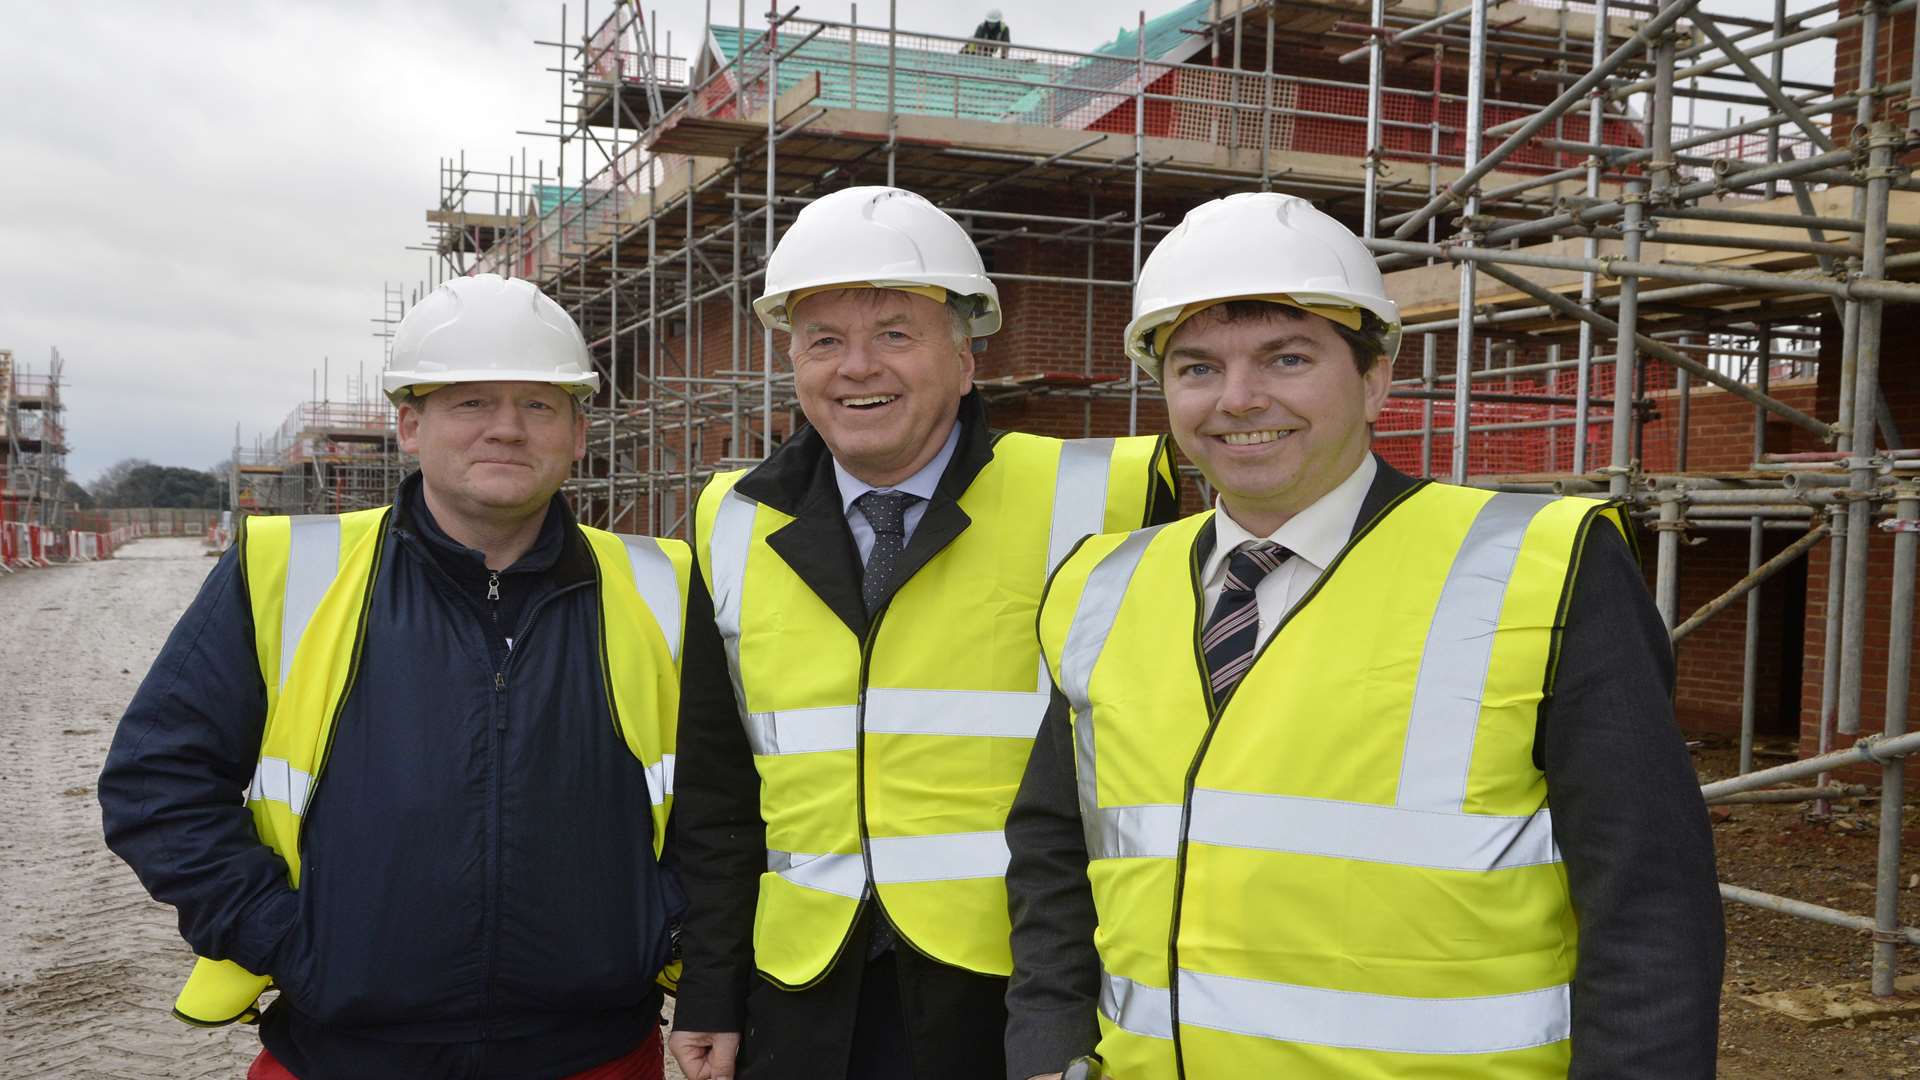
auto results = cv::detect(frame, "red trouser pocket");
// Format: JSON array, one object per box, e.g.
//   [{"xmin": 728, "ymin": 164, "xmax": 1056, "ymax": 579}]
[{"xmin": 247, "ymin": 1025, "xmax": 666, "ymax": 1080}]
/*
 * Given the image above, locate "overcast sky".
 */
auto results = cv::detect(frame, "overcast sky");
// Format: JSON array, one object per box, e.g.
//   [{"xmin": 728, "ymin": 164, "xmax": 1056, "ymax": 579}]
[{"xmin": 0, "ymin": 0, "xmax": 1831, "ymax": 486}]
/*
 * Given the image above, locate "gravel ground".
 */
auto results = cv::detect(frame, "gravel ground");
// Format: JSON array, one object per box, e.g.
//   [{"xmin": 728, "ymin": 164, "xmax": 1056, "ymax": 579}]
[
  {"xmin": 1701, "ymin": 741, "xmax": 1920, "ymax": 1079},
  {"xmin": 0, "ymin": 539, "xmax": 256, "ymax": 1077},
  {"xmin": 0, "ymin": 540, "xmax": 686, "ymax": 1079},
  {"xmin": 3, "ymin": 539, "xmax": 1914, "ymax": 1078}
]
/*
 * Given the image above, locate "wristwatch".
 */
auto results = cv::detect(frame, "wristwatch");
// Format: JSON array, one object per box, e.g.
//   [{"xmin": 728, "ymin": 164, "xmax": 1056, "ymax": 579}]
[{"xmin": 1063, "ymin": 1055, "xmax": 1101, "ymax": 1080}]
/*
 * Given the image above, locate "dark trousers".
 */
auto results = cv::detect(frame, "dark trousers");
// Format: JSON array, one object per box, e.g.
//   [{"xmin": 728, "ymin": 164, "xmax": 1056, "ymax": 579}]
[
  {"xmin": 739, "ymin": 908, "xmax": 1006, "ymax": 1080},
  {"xmin": 848, "ymin": 951, "xmax": 912, "ymax": 1080}
]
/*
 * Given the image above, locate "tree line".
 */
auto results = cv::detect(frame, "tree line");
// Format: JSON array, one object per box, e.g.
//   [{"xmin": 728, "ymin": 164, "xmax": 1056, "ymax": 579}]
[{"xmin": 84, "ymin": 458, "xmax": 226, "ymax": 510}]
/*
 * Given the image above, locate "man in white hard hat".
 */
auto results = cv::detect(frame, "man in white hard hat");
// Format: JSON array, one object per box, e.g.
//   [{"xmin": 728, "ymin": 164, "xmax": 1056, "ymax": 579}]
[
  {"xmin": 101, "ymin": 274, "xmax": 691, "ymax": 1079},
  {"xmin": 962, "ymin": 9, "xmax": 1011, "ymax": 56},
  {"xmin": 667, "ymin": 186, "xmax": 1177, "ymax": 1080},
  {"xmin": 1003, "ymin": 193, "xmax": 1724, "ymax": 1079}
]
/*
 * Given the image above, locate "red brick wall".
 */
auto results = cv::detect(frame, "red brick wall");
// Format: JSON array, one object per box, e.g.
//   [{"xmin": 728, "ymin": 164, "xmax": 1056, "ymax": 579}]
[
  {"xmin": 1796, "ymin": 304, "xmax": 1920, "ymax": 779},
  {"xmin": 1833, "ymin": 2, "xmax": 1915, "ymax": 145}
]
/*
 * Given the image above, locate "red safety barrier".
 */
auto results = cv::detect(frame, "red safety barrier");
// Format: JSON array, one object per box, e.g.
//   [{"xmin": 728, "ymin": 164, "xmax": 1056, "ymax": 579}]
[{"xmin": 0, "ymin": 521, "xmax": 122, "ymax": 570}]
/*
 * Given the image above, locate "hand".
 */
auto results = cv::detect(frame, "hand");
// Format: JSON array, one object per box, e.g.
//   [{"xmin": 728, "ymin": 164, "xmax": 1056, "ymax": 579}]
[{"xmin": 669, "ymin": 1029, "xmax": 741, "ymax": 1080}]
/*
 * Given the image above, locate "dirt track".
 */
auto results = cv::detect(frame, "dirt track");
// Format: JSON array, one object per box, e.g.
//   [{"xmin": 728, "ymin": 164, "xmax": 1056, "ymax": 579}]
[
  {"xmin": 0, "ymin": 539, "xmax": 688, "ymax": 1080},
  {"xmin": 0, "ymin": 539, "xmax": 256, "ymax": 1077}
]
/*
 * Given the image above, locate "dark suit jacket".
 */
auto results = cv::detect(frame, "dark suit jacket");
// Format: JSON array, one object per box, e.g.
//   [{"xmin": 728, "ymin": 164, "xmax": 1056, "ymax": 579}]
[
  {"xmin": 1003, "ymin": 457, "xmax": 1725, "ymax": 1080},
  {"xmin": 672, "ymin": 393, "xmax": 1178, "ymax": 1080}
]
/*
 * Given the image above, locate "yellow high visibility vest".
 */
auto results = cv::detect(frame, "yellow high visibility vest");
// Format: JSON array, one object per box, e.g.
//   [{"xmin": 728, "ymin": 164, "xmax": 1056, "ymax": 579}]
[
  {"xmin": 172, "ymin": 507, "xmax": 691, "ymax": 1026},
  {"xmin": 694, "ymin": 432, "xmax": 1171, "ymax": 986},
  {"xmin": 1038, "ymin": 482, "xmax": 1630, "ymax": 1078}
]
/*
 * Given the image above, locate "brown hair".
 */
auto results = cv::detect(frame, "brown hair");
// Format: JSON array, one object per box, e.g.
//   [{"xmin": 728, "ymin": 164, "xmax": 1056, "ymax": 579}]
[{"xmin": 1186, "ymin": 300, "xmax": 1388, "ymax": 374}]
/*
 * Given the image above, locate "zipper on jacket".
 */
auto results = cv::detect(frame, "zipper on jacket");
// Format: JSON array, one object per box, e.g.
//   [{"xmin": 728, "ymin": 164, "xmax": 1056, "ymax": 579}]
[
  {"xmin": 396, "ymin": 522, "xmax": 593, "ymax": 1042},
  {"xmin": 478, "ymin": 576, "xmax": 590, "ymax": 1034},
  {"xmin": 487, "ymin": 570, "xmax": 501, "ymax": 636}
]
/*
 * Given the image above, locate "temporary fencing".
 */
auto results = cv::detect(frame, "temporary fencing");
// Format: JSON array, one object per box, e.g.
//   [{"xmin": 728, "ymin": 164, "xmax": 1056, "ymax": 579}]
[{"xmin": 0, "ymin": 519, "xmax": 137, "ymax": 571}]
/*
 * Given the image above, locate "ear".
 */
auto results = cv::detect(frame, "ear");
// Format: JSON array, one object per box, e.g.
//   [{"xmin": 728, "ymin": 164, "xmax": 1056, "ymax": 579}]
[
  {"xmin": 571, "ymin": 400, "xmax": 589, "ymax": 462},
  {"xmin": 397, "ymin": 400, "xmax": 423, "ymax": 454},
  {"xmin": 1359, "ymin": 353, "xmax": 1392, "ymax": 423},
  {"xmin": 956, "ymin": 339, "xmax": 977, "ymax": 388}
]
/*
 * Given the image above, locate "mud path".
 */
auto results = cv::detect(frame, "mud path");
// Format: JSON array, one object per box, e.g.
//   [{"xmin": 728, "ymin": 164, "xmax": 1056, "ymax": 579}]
[{"xmin": 0, "ymin": 539, "xmax": 256, "ymax": 1077}]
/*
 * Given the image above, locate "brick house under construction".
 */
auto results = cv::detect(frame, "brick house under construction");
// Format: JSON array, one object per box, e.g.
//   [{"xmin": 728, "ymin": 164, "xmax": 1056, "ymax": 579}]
[{"xmin": 419, "ymin": 0, "xmax": 1919, "ymax": 769}]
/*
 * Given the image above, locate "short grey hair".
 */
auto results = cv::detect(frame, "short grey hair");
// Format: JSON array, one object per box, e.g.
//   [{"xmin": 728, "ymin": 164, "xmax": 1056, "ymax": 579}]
[{"xmin": 943, "ymin": 298, "xmax": 975, "ymax": 351}]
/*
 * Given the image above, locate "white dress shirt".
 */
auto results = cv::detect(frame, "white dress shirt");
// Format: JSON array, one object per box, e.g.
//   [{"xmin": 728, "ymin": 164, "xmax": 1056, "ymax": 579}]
[
  {"xmin": 832, "ymin": 420, "xmax": 961, "ymax": 564},
  {"xmin": 1200, "ymin": 454, "xmax": 1377, "ymax": 650}
]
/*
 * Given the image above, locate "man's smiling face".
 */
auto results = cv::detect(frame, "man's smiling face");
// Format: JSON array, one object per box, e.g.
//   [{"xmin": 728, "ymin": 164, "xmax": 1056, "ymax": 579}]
[
  {"xmin": 1161, "ymin": 304, "xmax": 1389, "ymax": 534},
  {"xmin": 787, "ymin": 287, "xmax": 975, "ymax": 487}
]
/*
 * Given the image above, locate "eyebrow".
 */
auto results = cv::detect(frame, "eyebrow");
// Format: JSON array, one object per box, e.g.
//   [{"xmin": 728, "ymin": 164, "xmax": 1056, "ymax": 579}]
[{"xmin": 1168, "ymin": 334, "xmax": 1321, "ymax": 361}]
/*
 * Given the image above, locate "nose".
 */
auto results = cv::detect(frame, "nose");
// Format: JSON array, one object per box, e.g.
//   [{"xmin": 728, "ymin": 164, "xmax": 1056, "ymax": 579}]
[
  {"xmin": 1216, "ymin": 363, "xmax": 1271, "ymax": 417},
  {"xmin": 836, "ymin": 339, "xmax": 882, "ymax": 381},
  {"xmin": 481, "ymin": 399, "xmax": 529, "ymax": 443}
]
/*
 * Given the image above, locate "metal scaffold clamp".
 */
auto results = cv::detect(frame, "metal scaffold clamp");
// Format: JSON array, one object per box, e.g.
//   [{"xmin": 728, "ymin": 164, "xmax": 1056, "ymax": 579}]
[{"xmin": 1853, "ymin": 732, "xmax": 1903, "ymax": 766}]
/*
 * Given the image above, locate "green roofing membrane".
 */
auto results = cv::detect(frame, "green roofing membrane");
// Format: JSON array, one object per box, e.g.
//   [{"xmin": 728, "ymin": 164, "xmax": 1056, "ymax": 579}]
[
  {"xmin": 705, "ymin": 3, "xmax": 1210, "ymax": 126},
  {"xmin": 1090, "ymin": 0, "xmax": 1211, "ymax": 61},
  {"xmin": 711, "ymin": 25, "xmax": 1064, "ymax": 122}
]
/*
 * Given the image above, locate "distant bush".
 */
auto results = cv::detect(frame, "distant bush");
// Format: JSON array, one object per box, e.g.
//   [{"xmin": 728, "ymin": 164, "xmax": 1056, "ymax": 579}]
[{"xmin": 89, "ymin": 458, "xmax": 224, "ymax": 509}]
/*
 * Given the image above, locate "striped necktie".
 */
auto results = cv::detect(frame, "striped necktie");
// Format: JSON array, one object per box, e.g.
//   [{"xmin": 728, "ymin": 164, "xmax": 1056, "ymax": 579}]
[{"xmin": 1201, "ymin": 541, "xmax": 1290, "ymax": 698}]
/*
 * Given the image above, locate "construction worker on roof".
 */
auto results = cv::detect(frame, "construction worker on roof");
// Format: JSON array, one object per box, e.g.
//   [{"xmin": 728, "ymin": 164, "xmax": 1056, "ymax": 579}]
[
  {"xmin": 1002, "ymin": 192, "xmax": 1726, "ymax": 1080},
  {"xmin": 100, "ymin": 274, "xmax": 689, "ymax": 1080},
  {"xmin": 666, "ymin": 185, "xmax": 1179, "ymax": 1080},
  {"xmin": 961, "ymin": 9, "xmax": 1011, "ymax": 57}
]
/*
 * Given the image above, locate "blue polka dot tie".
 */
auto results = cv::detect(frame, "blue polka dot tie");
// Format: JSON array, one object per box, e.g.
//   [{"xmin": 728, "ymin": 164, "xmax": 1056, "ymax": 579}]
[
  {"xmin": 1201, "ymin": 541, "xmax": 1291, "ymax": 699},
  {"xmin": 854, "ymin": 489, "xmax": 921, "ymax": 958},
  {"xmin": 856, "ymin": 490, "xmax": 921, "ymax": 615}
]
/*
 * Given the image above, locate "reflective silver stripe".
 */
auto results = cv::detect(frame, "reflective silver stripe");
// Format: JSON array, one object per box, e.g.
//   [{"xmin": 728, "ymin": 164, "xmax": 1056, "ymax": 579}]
[
  {"xmin": 1047, "ymin": 439, "xmax": 1116, "ymax": 573},
  {"xmin": 1176, "ymin": 968, "xmax": 1570, "ymax": 1054},
  {"xmin": 869, "ymin": 830, "xmax": 1009, "ymax": 883},
  {"xmin": 1057, "ymin": 527, "xmax": 1166, "ymax": 860},
  {"xmin": 1186, "ymin": 789, "xmax": 1559, "ymax": 871},
  {"xmin": 767, "ymin": 850, "xmax": 866, "ymax": 898},
  {"xmin": 707, "ymin": 490, "xmax": 757, "ymax": 644},
  {"xmin": 1398, "ymin": 493, "xmax": 1555, "ymax": 812},
  {"xmin": 248, "ymin": 755, "xmax": 315, "ymax": 817},
  {"xmin": 1058, "ymin": 527, "xmax": 1165, "ymax": 720},
  {"xmin": 706, "ymin": 490, "xmax": 759, "ymax": 741},
  {"xmin": 1089, "ymin": 803, "xmax": 1184, "ymax": 860},
  {"xmin": 280, "ymin": 515, "xmax": 341, "ymax": 690},
  {"xmin": 619, "ymin": 535, "xmax": 683, "ymax": 664},
  {"xmin": 742, "ymin": 705, "xmax": 858, "ymax": 755},
  {"xmin": 864, "ymin": 687, "xmax": 1049, "ymax": 740},
  {"xmin": 1101, "ymin": 970, "xmax": 1174, "ymax": 1040},
  {"xmin": 643, "ymin": 752, "xmax": 676, "ymax": 806}
]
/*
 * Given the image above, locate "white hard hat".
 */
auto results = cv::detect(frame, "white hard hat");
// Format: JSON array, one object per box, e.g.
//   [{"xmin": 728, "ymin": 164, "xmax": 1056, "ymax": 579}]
[
  {"xmin": 382, "ymin": 274, "xmax": 601, "ymax": 404},
  {"xmin": 987, "ymin": 9, "xmax": 1003, "ymax": 20},
  {"xmin": 1125, "ymin": 192, "xmax": 1401, "ymax": 381},
  {"xmin": 754, "ymin": 186, "xmax": 1002, "ymax": 337}
]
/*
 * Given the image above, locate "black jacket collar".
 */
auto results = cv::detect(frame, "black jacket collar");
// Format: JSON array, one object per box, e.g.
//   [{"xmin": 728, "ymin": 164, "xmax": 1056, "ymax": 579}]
[
  {"xmin": 731, "ymin": 391, "xmax": 998, "ymax": 638},
  {"xmin": 391, "ymin": 471, "xmax": 595, "ymax": 588},
  {"xmin": 1195, "ymin": 454, "xmax": 1423, "ymax": 566}
]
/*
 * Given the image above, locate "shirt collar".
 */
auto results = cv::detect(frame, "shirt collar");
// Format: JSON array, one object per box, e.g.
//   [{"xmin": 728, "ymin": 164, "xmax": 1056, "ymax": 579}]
[
  {"xmin": 832, "ymin": 419, "xmax": 962, "ymax": 516},
  {"xmin": 1203, "ymin": 454, "xmax": 1377, "ymax": 585}
]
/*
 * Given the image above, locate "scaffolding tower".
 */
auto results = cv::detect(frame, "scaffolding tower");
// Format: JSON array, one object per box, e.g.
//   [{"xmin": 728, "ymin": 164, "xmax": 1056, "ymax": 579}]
[
  {"xmin": 231, "ymin": 397, "xmax": 404, "ymax": 516},
  {"xmin": 416, "ymin": 0, "xmax": 1917, "ymax": 996},
  {"xmin": 0, "ymin": 347, "xmax": 73, "ymax": 531}
]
